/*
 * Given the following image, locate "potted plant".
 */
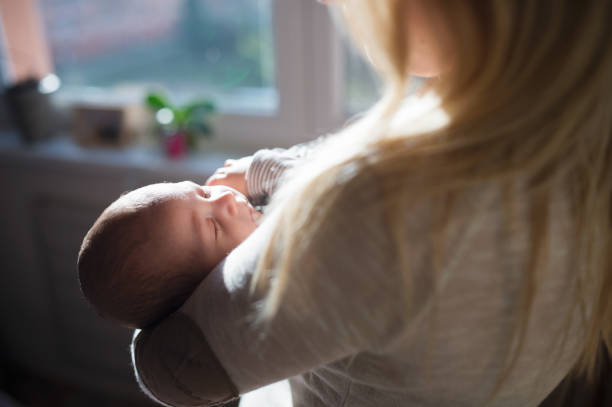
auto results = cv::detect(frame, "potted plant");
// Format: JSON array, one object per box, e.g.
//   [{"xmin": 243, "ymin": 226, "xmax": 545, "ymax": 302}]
[{"xmin": 145, "ymin": 91, "xmax": 216, "ymax": 159}]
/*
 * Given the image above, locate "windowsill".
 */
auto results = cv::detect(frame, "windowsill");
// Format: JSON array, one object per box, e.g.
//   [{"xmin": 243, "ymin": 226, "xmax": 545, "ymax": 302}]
[
  {"xmin": 0, "ymin": 130, "xmax": 235, "ymax": 179},
  {"xmin": 53, "ymin": 86, "xmax": 279, "ymax": 117}
]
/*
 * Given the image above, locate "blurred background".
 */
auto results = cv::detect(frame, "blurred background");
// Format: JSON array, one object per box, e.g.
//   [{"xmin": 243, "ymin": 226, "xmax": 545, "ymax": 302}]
[
  {"xmin": 0, "ymin": 1, "xmax": 604, "ymax": 406},
  {"xmin": 0, "ymin": 0, "xmax": 380, "ymax": 405}
]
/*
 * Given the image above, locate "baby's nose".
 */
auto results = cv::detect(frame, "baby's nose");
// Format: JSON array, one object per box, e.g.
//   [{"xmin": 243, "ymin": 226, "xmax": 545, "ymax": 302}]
[{"xmin": 216, "ymin": 192, "xmax": 238, "ymax": 216}]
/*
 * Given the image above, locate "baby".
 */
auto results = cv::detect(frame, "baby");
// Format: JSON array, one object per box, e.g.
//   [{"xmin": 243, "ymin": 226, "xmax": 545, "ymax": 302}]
[
  {"xmin": 78, "ymin": 140, "xmax": 319, "ymax": 329},
  {"xmin": 77, "ymin": 181, "xmax": 261, "ymax": 329}
]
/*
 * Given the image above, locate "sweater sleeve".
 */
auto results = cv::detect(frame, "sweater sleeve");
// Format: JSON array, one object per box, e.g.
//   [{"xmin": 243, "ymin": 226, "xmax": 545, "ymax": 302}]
[
  {"xmin": 131, "ymin": 169, "xmax": 413, "ymax": 406},
  {"xmin": 246, "ymin": 136, "xmax": 326, "ymax": 205}
]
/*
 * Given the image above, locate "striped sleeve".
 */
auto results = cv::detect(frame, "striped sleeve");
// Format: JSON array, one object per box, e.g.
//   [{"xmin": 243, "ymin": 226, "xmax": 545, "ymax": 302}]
[{"xmin": 246, "ymin": 136, "xmax": 327, "ymax": 206}]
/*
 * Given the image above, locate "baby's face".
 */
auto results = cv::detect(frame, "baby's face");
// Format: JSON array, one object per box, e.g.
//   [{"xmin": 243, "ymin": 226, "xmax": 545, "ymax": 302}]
[{"xmin": 120, "ymin": 181, "xmax": 260, "ymax": 270}]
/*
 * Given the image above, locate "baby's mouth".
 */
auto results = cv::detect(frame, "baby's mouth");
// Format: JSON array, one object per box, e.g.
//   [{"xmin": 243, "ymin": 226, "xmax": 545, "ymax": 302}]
[{"xmin": 248, "ymin": 205, "xmax": 262, "ymax": 225}]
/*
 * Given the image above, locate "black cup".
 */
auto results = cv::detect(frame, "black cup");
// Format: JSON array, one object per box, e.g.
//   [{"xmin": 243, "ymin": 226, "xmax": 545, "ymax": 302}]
[{"xmin": 5, "ymin": 77, "xmax": 57, "ymax": 144}]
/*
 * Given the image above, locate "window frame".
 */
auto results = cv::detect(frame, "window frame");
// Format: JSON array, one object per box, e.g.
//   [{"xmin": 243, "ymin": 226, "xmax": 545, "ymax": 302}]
[{"xmin": 0, "ymin": 0, "xmax": 349, "ymax": 151}]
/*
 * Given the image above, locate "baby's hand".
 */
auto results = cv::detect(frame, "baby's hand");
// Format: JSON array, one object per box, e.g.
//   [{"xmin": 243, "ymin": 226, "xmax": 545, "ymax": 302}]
[{"xmin": 205, "ymin": 156, "xmax": 253, "ymax": 197}]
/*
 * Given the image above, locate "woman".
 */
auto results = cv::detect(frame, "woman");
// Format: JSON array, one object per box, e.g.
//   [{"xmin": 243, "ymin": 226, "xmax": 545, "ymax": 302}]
[{"xmin": 131, "ymin": 1, "xmax": 612, "ymax": 406}]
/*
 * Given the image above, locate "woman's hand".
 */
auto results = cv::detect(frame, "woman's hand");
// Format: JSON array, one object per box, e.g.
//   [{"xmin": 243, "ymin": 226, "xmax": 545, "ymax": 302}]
[{"xmin": 205, "ymin": 156, "xmax": 253, "ymax": 197}]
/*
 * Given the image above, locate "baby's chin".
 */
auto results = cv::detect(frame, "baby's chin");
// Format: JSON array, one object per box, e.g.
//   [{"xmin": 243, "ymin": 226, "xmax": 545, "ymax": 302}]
[
  {"xmin": 244, "ymin": 202, "xmax": 262, "ymax": 226},
  {"xmin": 252, "ymin": 209, "xmax": 263, "ymax": 226}
]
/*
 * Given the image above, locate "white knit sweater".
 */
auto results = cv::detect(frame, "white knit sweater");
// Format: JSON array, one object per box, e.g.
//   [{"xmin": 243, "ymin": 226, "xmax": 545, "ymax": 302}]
[{"xmin": 132, "ymin": 141, "xmax": 583, "ymax": 407}]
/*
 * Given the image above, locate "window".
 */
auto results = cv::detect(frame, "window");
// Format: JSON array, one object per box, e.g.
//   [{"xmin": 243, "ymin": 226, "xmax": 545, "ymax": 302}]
[
  {"xmin": 344, "ymin": 44, "xmax": 381, "ymax": 114},
  {"xmin": 1, "ymin": 0, "xmax": 386, "ymax": 149},
  {"xmin": 39, "ymin": 0, "xmax": 276, "ymax": 113}
]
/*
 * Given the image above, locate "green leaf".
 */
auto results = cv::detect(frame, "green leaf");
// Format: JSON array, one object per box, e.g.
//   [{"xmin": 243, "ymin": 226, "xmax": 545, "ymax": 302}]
[
  {"xmin": 145, "ymin": 92, "xmax": 171, "ymax": 111},
  {"xmin": 173, "ymin": 108, "xmax": 187, "ymax": 126},
  {"xmin": 187, "ymin": 121, "xmax": 213, "ymax": 138},
  {"xmin": 184, "ymin": 100, "xmax": 216, "ymax": 119}
]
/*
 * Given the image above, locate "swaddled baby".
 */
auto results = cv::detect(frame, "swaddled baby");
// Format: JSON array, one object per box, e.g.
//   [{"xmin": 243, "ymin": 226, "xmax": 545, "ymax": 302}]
[{"xmin": 77, "ymin": 181, "xmax": 261, "ymax": 328}]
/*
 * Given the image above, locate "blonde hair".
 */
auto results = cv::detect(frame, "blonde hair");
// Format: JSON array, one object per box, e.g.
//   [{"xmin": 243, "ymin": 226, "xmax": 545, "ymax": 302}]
[{"xmin": 255, "ymin": 0, "xmax": 612, "ymax": 395}]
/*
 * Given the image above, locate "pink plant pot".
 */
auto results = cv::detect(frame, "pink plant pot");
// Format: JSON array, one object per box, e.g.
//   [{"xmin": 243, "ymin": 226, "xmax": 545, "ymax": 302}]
[{"xmin": 165, "ymin": 131, "xmax": 187, "ymax": 160}]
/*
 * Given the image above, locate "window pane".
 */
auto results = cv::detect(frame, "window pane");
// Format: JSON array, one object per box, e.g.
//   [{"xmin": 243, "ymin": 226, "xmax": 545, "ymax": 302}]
[
  {"xmin": 39, "ymin": 0, "xmax": 277, "ymax": 113},
  {"xmin": 344, "ymin": 44, "xmax": 381, "ymax": 114},
  {"xmin": 344, "ymin": 44, "xmax": 426, "ymax": 114}
]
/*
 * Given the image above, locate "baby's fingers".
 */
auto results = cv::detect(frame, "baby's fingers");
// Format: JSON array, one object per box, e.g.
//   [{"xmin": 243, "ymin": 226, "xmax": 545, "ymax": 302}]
[
  {"xmin": 205, "ymin": 172, "xmax": 227, "ymax": 186},
  {"xmin": 205, "ymin": 172, "xmax": 248, "ymax": 196}
]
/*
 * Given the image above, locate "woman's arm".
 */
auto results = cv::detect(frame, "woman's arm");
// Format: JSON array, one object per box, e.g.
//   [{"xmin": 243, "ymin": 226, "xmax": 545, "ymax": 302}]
[
  {"xmin": 131, "ymin": 170, "xmax": 412, "ymax": 406},
  {"xmin": 131, "ymin": 316, "xmax": 240, "ymax": 407}
]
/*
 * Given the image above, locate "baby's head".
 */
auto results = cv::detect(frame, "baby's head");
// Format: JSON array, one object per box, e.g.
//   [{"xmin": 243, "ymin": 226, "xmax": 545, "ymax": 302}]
[{"xmin": 77, "ymin": 181, "xmax": 260, "ymax": 328}]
